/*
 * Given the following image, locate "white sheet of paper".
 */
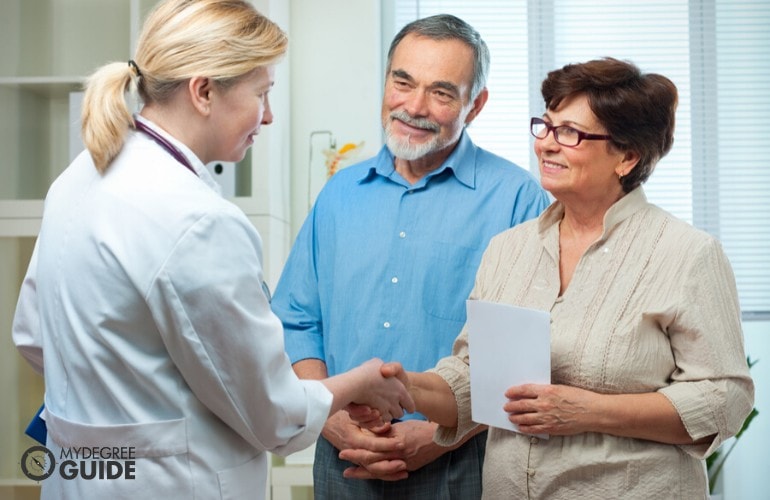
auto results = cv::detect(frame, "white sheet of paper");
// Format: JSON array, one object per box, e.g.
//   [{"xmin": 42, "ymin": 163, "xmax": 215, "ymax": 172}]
[{"xmin": 467, "ymin": 299, "xmax": 551, "ymax": 437}]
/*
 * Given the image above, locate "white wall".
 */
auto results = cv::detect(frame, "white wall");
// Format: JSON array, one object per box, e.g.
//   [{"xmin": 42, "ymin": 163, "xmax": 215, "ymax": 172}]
[
  {"xmin": 247, "ymin": 0, "xmax": 292, "ymax": 289},
  {"xmin": 288, "ymin": 0, "xmax": 385, "ymax": 238}
]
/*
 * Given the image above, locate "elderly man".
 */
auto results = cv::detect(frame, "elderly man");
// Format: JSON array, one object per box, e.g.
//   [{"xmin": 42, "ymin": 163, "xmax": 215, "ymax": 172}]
[{"xmin": 272, "ymin": 14, "xmax": 549, "ymax": 499}]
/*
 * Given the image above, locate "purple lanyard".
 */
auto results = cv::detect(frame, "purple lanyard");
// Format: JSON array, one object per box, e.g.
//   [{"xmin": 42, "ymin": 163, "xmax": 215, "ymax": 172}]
[{"xmin": 134, "ymin": 120, "xmax": 198, "ymax": 176}]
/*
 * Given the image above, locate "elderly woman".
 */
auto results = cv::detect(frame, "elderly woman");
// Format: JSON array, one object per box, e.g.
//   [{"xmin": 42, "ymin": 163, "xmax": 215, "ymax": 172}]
[{"xmin": 366, "ymin": 58, "xmax": 754, "ymax": 499}]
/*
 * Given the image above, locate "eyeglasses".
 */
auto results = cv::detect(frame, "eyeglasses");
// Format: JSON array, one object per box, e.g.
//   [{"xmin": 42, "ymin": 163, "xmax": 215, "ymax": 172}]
[{"xmin": 530, "ymin": 117, "xmax": 612, "ymax": 147}]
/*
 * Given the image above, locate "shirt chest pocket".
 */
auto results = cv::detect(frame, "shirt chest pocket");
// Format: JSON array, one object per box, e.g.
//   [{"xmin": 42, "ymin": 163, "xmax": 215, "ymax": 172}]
[{"xmin": 422, "ymin": 241, "xmax": 482, "ymax": 322}]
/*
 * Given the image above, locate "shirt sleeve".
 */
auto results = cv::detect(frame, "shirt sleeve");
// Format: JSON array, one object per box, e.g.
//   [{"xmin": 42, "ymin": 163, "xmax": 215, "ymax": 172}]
[
  {"xmin": 12, "ymin": 240, "xmax": 45, "ymax": 375},
  {"xmin": 658, "ymin": 236, "xmax": 755, "ymax": 459},
  {"xmin": 271, "ymin": 207, "xmax": 326, "ymax": 365},
  {"xmin": 146, "ymin": 209, "xmax": 332, "ymax": 456}
]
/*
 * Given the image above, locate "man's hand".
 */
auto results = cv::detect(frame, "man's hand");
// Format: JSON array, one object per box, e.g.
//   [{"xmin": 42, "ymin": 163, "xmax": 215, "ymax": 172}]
[
  {"xmin": 322, "ymin": 411, "xmax": 409, "ymax": 480},
  {"xmin": 338, "ymin": 419, "xmax": 449, "ymax": 481}
]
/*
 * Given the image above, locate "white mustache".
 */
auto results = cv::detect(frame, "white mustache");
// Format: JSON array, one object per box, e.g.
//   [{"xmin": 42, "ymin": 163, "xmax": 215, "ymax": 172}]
[{"xmin": 389, "ymin": 111, "xmax": 440, "ymax": 133}]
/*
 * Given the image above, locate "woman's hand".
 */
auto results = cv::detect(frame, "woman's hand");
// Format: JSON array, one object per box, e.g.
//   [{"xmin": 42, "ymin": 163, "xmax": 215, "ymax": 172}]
[
  {"xmin": 505, "ymin": 384, "xmax": 702, "ymax": 445},
  {"xmin": 503, "ymin": 383, "xmax": 598, "ymax": 436}
]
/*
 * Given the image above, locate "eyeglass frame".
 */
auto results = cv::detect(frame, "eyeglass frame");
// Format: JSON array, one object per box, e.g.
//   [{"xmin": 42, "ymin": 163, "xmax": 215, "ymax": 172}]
[{"xmin": 530, "ymin": 117, "xmax": 612, "ymax": 147}]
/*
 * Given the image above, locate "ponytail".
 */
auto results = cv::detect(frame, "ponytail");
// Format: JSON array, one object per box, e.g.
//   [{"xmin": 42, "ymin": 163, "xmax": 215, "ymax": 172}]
[{"xmin": 80, "ymin": 62, "xmax": 139, "ymax": 173}]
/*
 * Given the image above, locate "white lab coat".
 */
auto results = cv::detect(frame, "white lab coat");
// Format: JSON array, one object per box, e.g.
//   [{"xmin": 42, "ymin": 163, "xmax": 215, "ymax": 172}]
[{"xmin": 12, "ymin": 118, "xmax": 332, "ymax": 499}]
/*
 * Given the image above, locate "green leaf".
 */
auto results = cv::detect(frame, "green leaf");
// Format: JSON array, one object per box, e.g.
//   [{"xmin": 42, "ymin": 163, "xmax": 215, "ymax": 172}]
[{"xmin": 735, "ymin": 408, "xmax": 759, "ymax": 440}]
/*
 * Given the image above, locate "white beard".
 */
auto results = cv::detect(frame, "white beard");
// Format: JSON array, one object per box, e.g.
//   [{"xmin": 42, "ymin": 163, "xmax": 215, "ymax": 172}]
[
  {"xmin": 384, "ymin": 130, "xmax": 441, "ymax": 160},
  {"xmin": 383, "ymin": 111, "xmax": 443, "ymax": 161}
]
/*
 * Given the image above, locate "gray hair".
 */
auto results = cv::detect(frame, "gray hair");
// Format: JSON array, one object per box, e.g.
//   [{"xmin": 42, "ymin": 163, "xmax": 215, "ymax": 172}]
[{"xmin": 386, "ymin": 14, "xmax": 490, "ymax": 101}]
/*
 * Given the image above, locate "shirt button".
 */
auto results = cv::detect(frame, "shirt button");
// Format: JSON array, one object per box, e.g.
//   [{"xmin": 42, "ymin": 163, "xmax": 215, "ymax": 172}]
[
  {"xmin": 391, "ymin": 277, "xmax": 398, "ymax": 284},
  {"xmin": 399, "ymin": 231, "xmax": 406, "ymax": 238},
  {"xmin": 530, "ymin": 437, "xmax": 539, "ymax": 444},
  {"xmin": 383, "ymin": 322, "xmax": 391, "ymax": 328},
  {"xmin": 527, "ymin": 468, "xmax": 536, "ymax": 477}
]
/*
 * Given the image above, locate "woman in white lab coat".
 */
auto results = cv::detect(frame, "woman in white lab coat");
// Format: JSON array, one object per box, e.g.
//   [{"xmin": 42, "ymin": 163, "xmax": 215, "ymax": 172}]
[{"xmin": 11, "ymin": 1, "xmax": 412, "ymax": 498}]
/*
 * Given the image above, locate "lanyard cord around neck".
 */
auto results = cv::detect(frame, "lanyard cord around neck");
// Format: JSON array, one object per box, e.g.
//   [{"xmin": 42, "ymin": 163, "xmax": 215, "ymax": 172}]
[{"xmin": 134, "ymin": 120, "xmax": 198, "ymax": 176}]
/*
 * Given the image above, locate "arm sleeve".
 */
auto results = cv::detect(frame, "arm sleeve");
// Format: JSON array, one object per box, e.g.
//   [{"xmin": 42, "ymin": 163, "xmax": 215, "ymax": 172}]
[
  {"xmin": 146, "ymin": 210, "xmax": 332, "ymax": 456},
  {"xmin": 271, "ymin": 208, "xmax": 326, "ymax": 365},
  {"xmin": 658, "ymin": 237, "xmax": 755, "ymax": 459},
  {"xmin": 12, "ymin": 240, "xmax": 45, "ymax": 374},
  {"xmin": 429, "ymin": 326, "xmax": 478, "ymax": 446}
]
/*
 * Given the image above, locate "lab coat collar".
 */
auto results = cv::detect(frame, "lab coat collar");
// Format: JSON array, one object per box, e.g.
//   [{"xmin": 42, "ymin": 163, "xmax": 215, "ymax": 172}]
[{"xmin": 133, "ymin": 115, "xmax": 223, "ymax": 196}]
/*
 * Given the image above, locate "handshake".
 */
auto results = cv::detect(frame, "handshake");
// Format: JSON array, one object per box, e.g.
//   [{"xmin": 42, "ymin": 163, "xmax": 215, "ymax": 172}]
[{"xmin": 324, "ymin": 359, "xmax": 414, "ymax": 425}]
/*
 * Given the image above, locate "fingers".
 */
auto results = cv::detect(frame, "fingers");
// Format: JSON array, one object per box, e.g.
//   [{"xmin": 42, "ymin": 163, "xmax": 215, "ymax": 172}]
[
  {"xmin": 367, "ymin": 422, "xmax": 393, "ymax": 435},
  {"xmin": 378, "ymin": 373, "xmax": 415, "ymax": 418},
  {"xmin": 346, "ymin": 402, "xmax": 376, "ymax": 418},
  {"xmin": 342, "ymin": 462, "xmax": 408, "ymax": 482},
  {"xmin": 338, "ymin": 448, "xmax": 393, "ymax": 465},
  {"xmin": 503, "ymin": 397, "xmax": 537, "ymax": 414},
  {"xmin": 350, "ymin": 358, "xmax": 414, "ymax": 420},
  {"xmin": 348, "ymin": 432, "xmax": 403, "ymax": 453},
  {"xmin": 399, "ymin": 386, "xmax": 416, "ymax": 414},
  {"xmin": 345, "ymin": 403, "xmax": 396, "ymax": 432},
  {"xmin": 343, "ymin": 466, "xmax": 409, "ymax": 482},
  {"xmin": 354, "ymin": 417, "xmax": 389, "ymax": 432},
  {"xmin": 380, "ymin": 361, "xmax": 402, "ymax": 378},
  {"xmin": 504, "ymin": 383, "xmax": 542, "ymax": 399},
  {"xmin": 339, "ymin": 447, "xmax": 409, "ymax": 481}
]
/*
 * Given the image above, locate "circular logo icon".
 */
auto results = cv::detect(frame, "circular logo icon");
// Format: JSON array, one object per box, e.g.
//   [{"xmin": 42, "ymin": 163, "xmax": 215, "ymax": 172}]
[{"xmin": 20, "ymin": 445, "xmax": 56, "ymax": 481}]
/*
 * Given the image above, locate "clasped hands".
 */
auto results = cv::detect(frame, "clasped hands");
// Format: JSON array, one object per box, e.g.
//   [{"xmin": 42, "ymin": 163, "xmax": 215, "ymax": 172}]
[
  {"xmin": 344, "ymin": 358, "xmax": 414, "ymax": 425},
  {"xmin": 335, "ymin": 361, "xmax": 445, "ymax": 481}
]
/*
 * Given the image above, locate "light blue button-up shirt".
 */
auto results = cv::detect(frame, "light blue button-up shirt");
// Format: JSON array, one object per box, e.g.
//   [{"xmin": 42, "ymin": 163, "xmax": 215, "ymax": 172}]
[{"xmin": 273, "ymin": 131, "xmax": 549, "ymax": 418}]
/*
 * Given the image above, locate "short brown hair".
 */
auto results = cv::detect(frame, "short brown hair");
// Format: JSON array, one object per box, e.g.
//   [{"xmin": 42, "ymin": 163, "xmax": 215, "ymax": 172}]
[{"xmin": 541, "ymin": 57, "xmax": 678, "ymax": 193}]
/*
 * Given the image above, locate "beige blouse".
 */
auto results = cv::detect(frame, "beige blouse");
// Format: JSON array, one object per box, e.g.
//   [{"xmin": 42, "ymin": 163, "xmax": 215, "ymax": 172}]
[{"xmin": 432, "ymin": 188, "xmax": 754, "ymax": 499}]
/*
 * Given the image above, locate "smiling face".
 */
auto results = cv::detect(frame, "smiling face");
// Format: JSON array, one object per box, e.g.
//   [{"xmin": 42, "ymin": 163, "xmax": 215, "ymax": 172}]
[
  {"xmin": 206, "ymin": 66, "xmax": 275, "ymax": 163},
  {"xmin": 535, "ymin": 93, "xmax": 638, "ymax": 207},
  {"xmin": 381, "ymin": 33, "xmax": 484, "ymax": 167}
]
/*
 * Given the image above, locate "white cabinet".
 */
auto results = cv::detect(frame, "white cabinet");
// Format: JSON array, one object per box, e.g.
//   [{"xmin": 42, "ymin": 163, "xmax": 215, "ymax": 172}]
[{"xmin": 0, "ymin": 1, "xmax": 291, "ymax": 496}]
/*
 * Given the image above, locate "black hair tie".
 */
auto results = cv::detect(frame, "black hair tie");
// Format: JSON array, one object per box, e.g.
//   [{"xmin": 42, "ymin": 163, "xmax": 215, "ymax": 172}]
[{"xmin": 128, "ymin": 59, "xmax": 143, "ymax": 79}]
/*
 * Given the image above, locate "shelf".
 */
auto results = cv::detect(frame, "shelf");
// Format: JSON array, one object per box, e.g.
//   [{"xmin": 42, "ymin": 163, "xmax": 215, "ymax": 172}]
[
  {"xmin": 0, "ymin": 0, "xmax": 131, "ymax": 79},
  {"xmin": 0, "ymin": 77, "xmax": 85, "ymax": 99}
]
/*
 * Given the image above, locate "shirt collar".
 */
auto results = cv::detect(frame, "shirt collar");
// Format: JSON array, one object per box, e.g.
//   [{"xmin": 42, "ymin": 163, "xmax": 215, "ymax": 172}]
[
  {"xmin": 538, "ymin": 186, "xmax": 649, "ymax": 238},
  {"xmin": 359, "ymin": 129, "xmax": 477, "ymax": 189}
]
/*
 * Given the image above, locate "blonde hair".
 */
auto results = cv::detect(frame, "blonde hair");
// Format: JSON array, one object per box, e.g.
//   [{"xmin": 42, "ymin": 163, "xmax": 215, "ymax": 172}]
[{"xmin": 81, "ymin": 0, "xmax": 288, "ymax": 172}]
